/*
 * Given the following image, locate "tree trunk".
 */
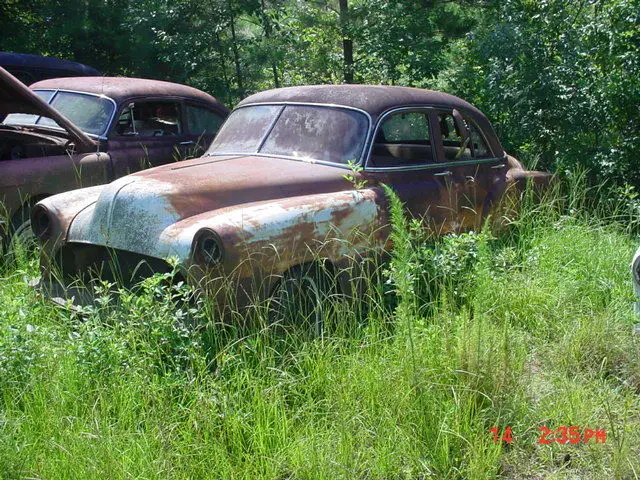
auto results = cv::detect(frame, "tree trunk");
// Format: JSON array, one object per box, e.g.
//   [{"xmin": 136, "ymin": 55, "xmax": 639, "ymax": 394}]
[
  {"xmin": 228, "ymin": 0, "xmax": 244, "ymax": 94},
  {"xmin": 339, "ymin": 0, "xmax": 354, "ymax": 83},
  {"xmin": 260, "ymin": 0, "xmax": 280, "ymax": 88}
]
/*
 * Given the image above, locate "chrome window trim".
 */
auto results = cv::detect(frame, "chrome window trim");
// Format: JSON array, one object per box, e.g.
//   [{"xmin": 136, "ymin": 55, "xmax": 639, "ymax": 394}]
[
  {"xmin": 364, "ymin": 105, "xmax": 504, "ymax": 172},
  {"xmin": 365, "ymin": 156, "xmax": 506, "ymax": 173},
  {"xmin": 363, "ymin": 106, "xmax": 436, "ymax": 171},
  {"xmin": 208, "ymin": 101, "xmax": 373, "ymax": 167}
]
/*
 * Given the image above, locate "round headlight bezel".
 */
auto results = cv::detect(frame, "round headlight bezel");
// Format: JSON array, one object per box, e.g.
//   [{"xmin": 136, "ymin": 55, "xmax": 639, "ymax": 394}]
[
  {"xmin": 30, "ymin": 204, "xmax": 52, "ymax": 240},
  {"xmin": 191, "ymin": 228, "xmax": 224, "ymax": 266}
]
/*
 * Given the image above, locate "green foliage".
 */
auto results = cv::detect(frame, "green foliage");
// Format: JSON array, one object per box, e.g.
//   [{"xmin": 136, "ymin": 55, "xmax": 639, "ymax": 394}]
[
  {"xmin": 443, "ymin": 0, "xmax": 640, "ymax": 184},
  {"xmin": 1, "ymin": 180, "xmax": 639, "ymax": 477},
  {"xmin": 341, "ymin": 158, "xmax": 367, "ymax": 189}
]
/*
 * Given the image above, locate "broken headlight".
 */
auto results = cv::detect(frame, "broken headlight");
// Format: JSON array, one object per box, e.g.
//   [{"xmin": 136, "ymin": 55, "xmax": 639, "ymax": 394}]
[{"xmin": 191, "ymin": 228, "xmax": 224, "ymax": 266}]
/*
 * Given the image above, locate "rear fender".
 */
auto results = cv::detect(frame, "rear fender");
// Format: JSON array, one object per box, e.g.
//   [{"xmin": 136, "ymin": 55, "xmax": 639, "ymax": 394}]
[{"xmin": 483, "ymin": 155, "xmax": 553, "ymax": 225}]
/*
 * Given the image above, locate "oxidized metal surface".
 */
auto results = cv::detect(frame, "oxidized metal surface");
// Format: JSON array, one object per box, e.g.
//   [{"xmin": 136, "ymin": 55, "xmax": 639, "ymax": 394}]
[
  {"xmin": 34, "ymin": 85, "xmax": 551, "ymax": 311},
  {"xmin": 0, "ymin": 67, "xmax": 228, "ymax": 245},
  {"xmin": 31, "ymin": 76, "xmax": 226, "ymax": 112}
]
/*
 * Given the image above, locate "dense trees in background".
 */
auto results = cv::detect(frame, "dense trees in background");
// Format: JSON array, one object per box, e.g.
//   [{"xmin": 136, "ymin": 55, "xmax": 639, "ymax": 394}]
[{"xmin": 1, "ymin": 0, "xmax": 638, "ymax": 183}]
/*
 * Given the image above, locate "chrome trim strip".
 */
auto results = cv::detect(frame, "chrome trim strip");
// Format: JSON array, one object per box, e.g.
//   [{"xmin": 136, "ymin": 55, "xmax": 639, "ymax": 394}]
[
  {"xmin": 364, "ymin": 156, "xmax": 506, "ymax": 173},
  {"xmin": 256, "ymin": 105, "xmax": 285, "ymax": 151}
]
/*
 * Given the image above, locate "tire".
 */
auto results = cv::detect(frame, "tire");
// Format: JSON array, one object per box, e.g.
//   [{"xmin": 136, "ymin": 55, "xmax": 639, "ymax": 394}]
[
  {"xmin": 5, "ymin": 207, "xmax": 38, "ymax": 264},
  {"xmin": 270, "ymin": 262, "xmax": 335, "ymax": 338}
]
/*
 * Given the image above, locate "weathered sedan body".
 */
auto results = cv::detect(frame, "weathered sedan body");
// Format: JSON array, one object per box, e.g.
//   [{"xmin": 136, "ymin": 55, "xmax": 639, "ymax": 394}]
[
  {"xmin": 33, "ymin": 85, "xmax": 549, "ymax": 309},
  {"xmin": 0, "ymin": 67, "xmax": 228, "ymax": 249}
]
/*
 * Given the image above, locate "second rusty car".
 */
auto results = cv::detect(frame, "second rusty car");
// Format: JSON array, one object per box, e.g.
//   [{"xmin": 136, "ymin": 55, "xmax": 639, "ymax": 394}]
[
  {"xmin": 0, "ymin": 67, "xmax": 228, "ymax": 252},
  {"xmin": 33, "ymin": 85, "xmax": 549, "ymax": 316}
]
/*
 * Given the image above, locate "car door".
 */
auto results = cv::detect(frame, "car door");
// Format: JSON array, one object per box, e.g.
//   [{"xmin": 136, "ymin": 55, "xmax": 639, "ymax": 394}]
[
  {"xmin": 364, "ymin": 108, "xmax": 461, "ymax": 235},
  {"xmin": 179, "ymin": 102, "xmax": 226, "ymax": 159},
  {"xmin": 434, "ymin": 109, "xmax": 508, "ymax": 231},
  {"xmin": 107, "ymin": 99, "xmax": 189, "ymax": 178}
]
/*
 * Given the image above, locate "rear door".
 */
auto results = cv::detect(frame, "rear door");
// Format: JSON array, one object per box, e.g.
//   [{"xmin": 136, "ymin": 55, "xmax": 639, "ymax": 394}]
[
  {"xmin": 180, "ymin": 102, "xmax": 226, "ymax": 159},
  {"xmin": 433, "ymin": 109, "xmax": 506, "ymax": 231}
]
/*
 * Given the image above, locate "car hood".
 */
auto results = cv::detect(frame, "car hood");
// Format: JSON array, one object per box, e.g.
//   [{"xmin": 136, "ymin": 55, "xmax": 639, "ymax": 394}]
[
  {"xmin": 0, "ymin": 66, "xmax": 96, "ymax": 151},
  {"xmin": 67, "ymin": 155, "xmax": 354, "ymax": 255}
]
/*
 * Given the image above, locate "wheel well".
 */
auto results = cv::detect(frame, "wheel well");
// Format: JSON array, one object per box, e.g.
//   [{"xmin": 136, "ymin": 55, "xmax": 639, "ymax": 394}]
[
  {"xmin": 270, "ymin": 259, "xmax": 340, "ymax": 298},
  {"xmin": 10, "ymin": 194, "xmax": 49, "ymax": 232}
]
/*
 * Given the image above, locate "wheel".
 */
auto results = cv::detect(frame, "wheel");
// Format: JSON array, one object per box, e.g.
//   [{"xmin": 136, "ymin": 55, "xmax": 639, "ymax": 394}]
[
  {"xmin": 5, "ymin": 206, "xmax": 38, "ymax": 264},
  {"xmin": 269, "ymin": 262, "xmax": 335, "ymax": 338}
]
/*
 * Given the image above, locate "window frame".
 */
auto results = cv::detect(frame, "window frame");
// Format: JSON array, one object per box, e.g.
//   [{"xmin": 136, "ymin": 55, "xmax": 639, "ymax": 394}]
[
  {"xmin": 110, "ymin": 97, "xmax": 185, "ymax": 138},
  {"xmin": 366, "ymin": 107, "xmax": 437, "ymax": 169},
  {"xmin": 433, "ymin": 108, "xmax": 496, "ymax": 162},
  {"xmin": 206, "ymin": 102, "xmax": 373, "ymax": 169},
  {"xmin": 364, "ymin": 106, "xmax": 504, "ymax": 172},
  {"xmin": 6, "ymin": 88, "xmax": 118, "ymax": 139}
]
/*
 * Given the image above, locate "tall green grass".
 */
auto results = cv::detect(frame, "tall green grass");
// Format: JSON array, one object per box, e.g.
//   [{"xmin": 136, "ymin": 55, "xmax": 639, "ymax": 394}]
[{"xmin": 1, "ymin": 174, "xmax": 639, "ymax": 479}]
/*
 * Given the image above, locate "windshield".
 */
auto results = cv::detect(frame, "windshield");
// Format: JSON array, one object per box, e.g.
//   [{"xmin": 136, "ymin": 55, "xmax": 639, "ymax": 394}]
[
  {"xmin": 4, "ymin": 89, "xmax": 115, "ymax": 136},
  {"xmin": 208, "ymin": 104, "xmax": 369, "ymax": 165}
]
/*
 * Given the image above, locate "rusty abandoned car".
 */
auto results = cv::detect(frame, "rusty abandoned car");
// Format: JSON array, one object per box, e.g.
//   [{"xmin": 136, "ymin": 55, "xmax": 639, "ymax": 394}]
[
  {"xmin": 33, "ymin": 85, "xmax": 549, "ymax": 317},
  {"xmin": 0, "ymin": 66, "xmax": 229, "ymax": 252}
]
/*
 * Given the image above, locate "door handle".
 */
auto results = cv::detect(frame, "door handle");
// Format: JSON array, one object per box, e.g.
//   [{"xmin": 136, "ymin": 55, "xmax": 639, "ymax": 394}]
[
  {"xmin": 465, "ymin": 175, "xmax": 475, "ymax": 183},
  {"xmin": 491, "ymin": 163, "xmax": 506, "ymax": 169},
  {"xmin": 179, "ymin": 140, "xmax": 195, "ymax": 146},
  {"xmin": 434, "ymin": 170, "xmax": 452, "ymax": 177}
]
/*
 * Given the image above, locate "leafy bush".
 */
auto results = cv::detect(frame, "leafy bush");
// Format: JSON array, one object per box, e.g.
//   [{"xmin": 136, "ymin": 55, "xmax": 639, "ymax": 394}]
[{"xmin": 443, "ymin": 0, "xmax": 640, "ymax": 185}]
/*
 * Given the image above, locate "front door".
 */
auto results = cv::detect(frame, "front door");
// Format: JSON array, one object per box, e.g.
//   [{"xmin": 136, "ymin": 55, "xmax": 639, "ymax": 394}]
[
  {"xmin": 364, "ymin": 108, "xmax": 460, "ymax": 236},
  {"xmin": 108, "ymin": 100, "xmax": 188, "ymax": 178}
]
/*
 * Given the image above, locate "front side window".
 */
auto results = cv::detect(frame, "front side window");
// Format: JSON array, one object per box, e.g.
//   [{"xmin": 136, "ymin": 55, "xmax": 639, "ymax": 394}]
[
  {"xmin": 370, "ymin": 110, "xmax": 434, "ymax": 167},
  {"xmin": 114, "ymin": 101, "xmax": 181, "ymax": 137},
  {"xmin": 5, "ymin": 90, "xmax": 114, "ymax": 136},
  {"xmin": 208, "ymin": 104, "xmax": 369, "ymax": 165}
]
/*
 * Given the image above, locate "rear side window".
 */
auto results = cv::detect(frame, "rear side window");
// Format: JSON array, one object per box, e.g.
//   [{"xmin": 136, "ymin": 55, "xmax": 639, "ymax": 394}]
[
  {"xmin": 438, "ymin": 112, "xmax": 492, "ymax": 160},
  {"xmin": 185, "ymin": 105, "xmax": 225, "ymax": 136}
]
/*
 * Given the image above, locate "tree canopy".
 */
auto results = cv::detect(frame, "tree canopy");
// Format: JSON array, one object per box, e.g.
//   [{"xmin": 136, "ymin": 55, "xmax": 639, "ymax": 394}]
[{"xmin": 1, "ymin": 0, "xmax": 639, "ymax": 182}]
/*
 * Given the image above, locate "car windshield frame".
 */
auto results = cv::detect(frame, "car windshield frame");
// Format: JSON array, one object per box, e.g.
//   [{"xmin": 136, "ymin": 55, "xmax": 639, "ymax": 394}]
[
  {"xmin": 3, "ymin": 88, "xmax": 118, "ymax": 138},
  {"xmin": 206, "ymin": 102, "xmax": 373, "ymax": 168}
]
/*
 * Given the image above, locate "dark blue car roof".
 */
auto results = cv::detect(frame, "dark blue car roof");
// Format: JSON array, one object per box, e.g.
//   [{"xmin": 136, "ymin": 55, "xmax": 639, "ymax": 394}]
[{"xmin": 0, "ymin": 52, "xmax": 100, "ymax": 84}]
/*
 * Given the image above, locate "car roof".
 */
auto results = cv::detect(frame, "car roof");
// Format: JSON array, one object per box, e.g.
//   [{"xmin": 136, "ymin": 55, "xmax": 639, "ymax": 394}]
[
  {"xmin": 0, "ymin": 52, "xmax": 101, "ymax": 78},
  {"xmin": 240, "ymin": 85, "xmax": 481, "ymax": 118},
  {"xmin": 31, "ymin": 76, "xmax": 229, "ymax": 113},
  {"xmin": 238, "ymin": 84, "xmax": 504, "ymax": 155}
]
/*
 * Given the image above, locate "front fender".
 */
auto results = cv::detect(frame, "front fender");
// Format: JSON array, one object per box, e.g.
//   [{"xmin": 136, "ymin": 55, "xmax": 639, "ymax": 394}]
[
  {"xmin": 162, "ymin": 187, "xmax": 390, "ymax": 279},
  {"xmin": 36, "ymin": 184, "xmax": 106, "ymax": 250}
]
